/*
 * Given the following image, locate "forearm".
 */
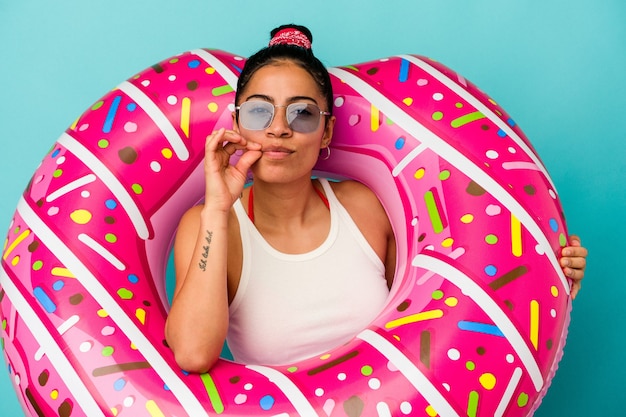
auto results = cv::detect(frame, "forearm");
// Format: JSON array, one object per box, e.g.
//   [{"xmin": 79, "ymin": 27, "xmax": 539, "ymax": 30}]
[{"xmin": 165, "ymin": 209, "xmax": 230, "ymax": 373}]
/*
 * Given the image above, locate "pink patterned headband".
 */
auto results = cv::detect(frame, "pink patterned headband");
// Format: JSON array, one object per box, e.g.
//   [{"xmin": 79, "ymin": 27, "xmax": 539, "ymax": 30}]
[{"xmin": 268, "ymin": 28, "xmax": 312, "ymax": 49}]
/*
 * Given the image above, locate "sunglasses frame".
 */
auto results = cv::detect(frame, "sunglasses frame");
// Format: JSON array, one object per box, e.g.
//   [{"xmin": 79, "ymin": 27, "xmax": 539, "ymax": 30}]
[{"xmin": 235, "ymin": 101, "xmax": 331, "ymax": 133}]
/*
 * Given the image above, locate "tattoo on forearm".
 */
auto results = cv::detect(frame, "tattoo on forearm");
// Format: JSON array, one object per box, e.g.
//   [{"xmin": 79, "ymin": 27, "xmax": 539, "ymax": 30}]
[{"xmin": 198, "ymin": 230, "xmax": 213, "ymax": 271}]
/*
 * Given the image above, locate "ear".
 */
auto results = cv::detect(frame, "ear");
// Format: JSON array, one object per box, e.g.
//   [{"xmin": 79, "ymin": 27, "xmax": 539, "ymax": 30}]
[
  {"xmin": 320, "ymin": 115, "xmax": 336, "ymax": 149},
  {"xmin": 232, "ymin": 110, "xmax": 240, "ymax": 134}
]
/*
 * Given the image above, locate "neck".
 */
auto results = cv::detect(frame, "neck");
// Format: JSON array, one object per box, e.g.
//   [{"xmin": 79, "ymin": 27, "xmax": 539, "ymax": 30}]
[{"xmin": 247, "ymin": 178, "xmax": 327, "ymax": 226}]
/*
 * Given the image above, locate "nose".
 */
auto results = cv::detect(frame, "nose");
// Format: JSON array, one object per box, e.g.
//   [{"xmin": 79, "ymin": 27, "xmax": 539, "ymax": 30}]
[{"xmin": 267, "ymin": 105, "xmax": 292, "ymax": 137}]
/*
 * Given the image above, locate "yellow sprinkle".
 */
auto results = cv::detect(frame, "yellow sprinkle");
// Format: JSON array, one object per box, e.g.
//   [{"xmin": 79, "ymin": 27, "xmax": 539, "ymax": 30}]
[
  {"xmin": 208, "ymin": 102, "xmax": 219, "ymax": 112},
  {"xmin": 425, "ymin": 405, "xmax": 438, "ymax": 416},
  {"xmin": 70, "ymin": 209, "xmax": 92, "ymax": 225},
  {"xmin": 320, "ymin": 353, "xmax": 331, "ymax": 360},
  {"xmin": 550, "ymin": 285, "xmax": 559, "ymax": 297},
  {"xmin": 111, "ymin": 407, "xmax": 119, "ymax": 416},
  {"xmin": 445, "ymin": 297, "xmax": 458, "ymax": 307},
  {"xmin": 51, "ymin": 267, "xmax": 75, "ymax": 278},
  {"xmin": 130, "ymin": 342, "xmax": 138, "ymax": 350},
  {"xmin": 479, "ymin": 372, "xmax": 497, "ymax": 390},
  {"xmin": 530, "ymin": 300, "xmax": 539, "ymax": 350},
  {"xmin": 3, "ymin": 229, "xmax": 30, "ymax": 260},
  {"xmin": 161, "ymin": 148, "xmax": 173, "ymax": 159},
  {"xmin": 205, "ymin": 67, "xmax": 216, "ymax": 74},
  {"xmin": 385, "ymin": 309, "xmax": 444, "ymax": 329},
  {"xmin": 136, "ymin": 308, "xmax": 146, "ymax": 325},
  {"xmin": 441, "ymin": 237, "xmax": 454, "ymax": 248},
  {"xmin": 511, "ymin": 214, "xmax": 522, "ymax": 257},
  {"xmin": 460, "ymin": 214, "xmax": 474, "ymax": 224},
  {"xmin": 97, "ymin": 309, "xmax": 109, "ymax": 318},
  {"xmin": 414, "ymin": 168, "xmax": 425, "ymax": 180},
  {"xmin": 146, "ymin": 400, "xmax": 166, "ymax": 417},
  {"xmin": 180, "ymin": 97, "xmax": 191, "ymax": 138},
  {"xmin": 370, "ymin": 103, "xmax": 380, "ymax": 132},
  {"xmin": 402, "ymin": 97, "xmax": 413, "ymax": 106},
  {"xmin": 50, "ymin": 389, "xmax": 59, "ymax": 400},
  {"xmin": 11, "ymin": 256, "xmax": 20, "ymax": 266}
]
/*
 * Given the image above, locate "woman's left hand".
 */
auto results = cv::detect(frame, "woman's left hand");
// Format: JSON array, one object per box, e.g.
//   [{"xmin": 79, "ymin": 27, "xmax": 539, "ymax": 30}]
[{"xmin": 560, "ymin": 235, "xmax": 588, "ymax": 299}]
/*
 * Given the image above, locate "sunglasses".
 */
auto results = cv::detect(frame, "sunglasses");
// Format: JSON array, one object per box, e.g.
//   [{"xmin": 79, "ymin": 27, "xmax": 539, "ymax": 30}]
[{"xmin": 235, "ymin": 101, "xmax": 331, "ymax": 133}]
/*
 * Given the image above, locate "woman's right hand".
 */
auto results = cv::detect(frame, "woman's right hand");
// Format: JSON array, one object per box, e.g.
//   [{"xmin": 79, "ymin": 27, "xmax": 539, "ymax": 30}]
[{"xmin": 203, "ymin": 128, "xmax": 262, "ymax": 211}]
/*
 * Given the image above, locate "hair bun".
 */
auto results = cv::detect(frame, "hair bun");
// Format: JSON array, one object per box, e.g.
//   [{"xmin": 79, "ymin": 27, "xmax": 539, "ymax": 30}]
[{"xmin": 268, "ymin": 27, "xmax": 312, "ymax": 49}]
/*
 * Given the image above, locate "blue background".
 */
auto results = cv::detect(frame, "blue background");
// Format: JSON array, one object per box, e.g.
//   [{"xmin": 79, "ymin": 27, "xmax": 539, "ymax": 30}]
[{"xmin": 1, "ymin": 1, "xmax": 624, "ymax": 415}]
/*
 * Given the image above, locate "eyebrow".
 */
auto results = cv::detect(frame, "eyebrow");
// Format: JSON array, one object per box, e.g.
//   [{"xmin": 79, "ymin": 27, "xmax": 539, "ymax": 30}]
[{"xmin": 244, "ymin": 94, "xmax": 319, "ymax": 105}]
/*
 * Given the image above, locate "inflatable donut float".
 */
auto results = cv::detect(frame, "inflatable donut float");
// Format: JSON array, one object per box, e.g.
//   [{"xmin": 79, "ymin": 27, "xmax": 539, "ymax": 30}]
[{"xmin": 1, "ymin": 49, "xmax": 572, "ymax": 417}]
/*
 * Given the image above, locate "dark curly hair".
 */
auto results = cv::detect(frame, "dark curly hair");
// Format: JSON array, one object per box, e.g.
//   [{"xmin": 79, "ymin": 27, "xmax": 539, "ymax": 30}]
[{"xmin": 234, "ymin": 24, "xmax": 333, "ymax": 116}]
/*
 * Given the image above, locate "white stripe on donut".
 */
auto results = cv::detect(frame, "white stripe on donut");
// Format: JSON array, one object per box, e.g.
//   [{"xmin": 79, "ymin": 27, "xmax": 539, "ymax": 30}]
[
  {"xmin": 77, "ymin": 233, "xmax": 126, "ymax": 271},
  {"xmin": 392, "ymin": 142, "xmax": 428, "ymax": 177},
  {"xmin": 191, "ymin": 49, "xmax": 240, "ymax": 89},
  {"xmin": 245, "ymin": 365, "xmax": 320, "ymax": 417},
  {"xmin": 15, "ymin": 197, "xmax": 211, "ymax": 417},
  {"xmin": 116, "ymin": 81, "xmax": 190, "ymax": 161},
  {"xmin": 412, "ymin": 253, "xmax": 543, "ymax": 391},
  {"xmin": 328, "ymin": 67, "xmax": 570, "ymax": 294},
  {"xmin": 398, "ymin": 54, "xmax": 556, "ymax": 192},
  {"xmin": 0, "ymin": 269, "xmax": 105, "ymax": 417},
  {"xmin": 496, "ymin": 367, "xmax": 523, "ymax": 417},
  {"xmin": 34, "ymin": 314, "xmax": 80, "ymax": 361},
  {"xmin": 45, "ymin": 173, "xmax": 96, "ymax": 202},
  {"xmin": 357, "ymin": 329, "xmax": 461, "ymax": 417},
  {"xmin": 58, "ymin": 132, "xmax": 151, "ymax": 240}
]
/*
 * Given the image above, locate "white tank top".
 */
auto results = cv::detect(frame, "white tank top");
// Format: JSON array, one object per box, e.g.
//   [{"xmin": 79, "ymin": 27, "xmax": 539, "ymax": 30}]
[{"xmin": 227, "ymin": 179, "xmax": 389, "ymax": 365}]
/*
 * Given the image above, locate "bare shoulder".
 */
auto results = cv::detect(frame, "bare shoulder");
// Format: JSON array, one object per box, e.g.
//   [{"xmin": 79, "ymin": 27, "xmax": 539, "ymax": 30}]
[
  {"xmin": 329, "ymin": 180, "xmax": 390, "ymax": 230},
  {"xmin": 330, "ymin": 180, "xmax": 384, "ymax": 210}
]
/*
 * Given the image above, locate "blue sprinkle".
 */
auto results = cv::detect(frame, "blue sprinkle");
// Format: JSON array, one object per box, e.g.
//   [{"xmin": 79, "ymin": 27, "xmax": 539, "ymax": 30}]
[
  {"xmin": 395, "ymin": 137, "xmax": 406, "ymax": 150},
  {"xmin": 259, "ymin": 395, "xmax": 275, "ymax": 411},
  {"xmin": 51, "ymin": 149, "xmax": 61, "ymax": 158},
  {"xmin": 484, "ymin": 265, "xmax": 497, "ymax": 277},
  {"xmin": 128, "ymin": 274, "xmax": 139, "ymax": 284},
  {"xmin": 105, "ymin": 199, "xmax": 117, "ymax": 210},
  {"xmin": 230, "ymin": 63, "xmax": 243, "ymax": 74},
  {"xmin": 52, "ymin": 280, "xmax": 65, "ymax": 291},
  {"xmin": 458, "ymin": 320, "xmax": 504, "ymax": 337},
  {"xmin": 549, "ymin": 218, "xmax": 559, "ymax": 232},
  {"xmin": 507, "ymin": 118, "xmax": 516, "ymax": 127},
  {"xmin": 188, "ymin": 59, "xmax": 201, "ymax": 69},
  {"xmin": 34, "ymin": 287, "xmax": 57, "ymax": 313},
  {"xmin": 103, "ymin": 95, "xmax": 122, "ymax": 134},
  {"xmin": 497, "ymin": 128, "xmax": 507, "ymax": 138},
  {"xmin": 113, "ymin": 378, "xmax": 127, "ymax": 391},
  {"xmin": 163, "ymin": 383, "xmax": 171, "ymax": 391},
  {"xmin": 399, "ymin": 59, "xmax": 410, "ymax": 82},
  {"xmin": 126, "ymin": 103, "xmax": 137, "ymax": 112}
]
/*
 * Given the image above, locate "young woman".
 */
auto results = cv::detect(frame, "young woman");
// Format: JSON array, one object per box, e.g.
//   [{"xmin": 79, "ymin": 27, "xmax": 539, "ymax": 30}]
[{"xmin": 165, "ymin": 25, "xmax": 588, "ymax": 373}]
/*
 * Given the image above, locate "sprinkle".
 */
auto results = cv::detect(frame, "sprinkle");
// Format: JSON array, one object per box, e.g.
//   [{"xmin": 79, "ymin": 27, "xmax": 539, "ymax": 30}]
[
  {"xmin": 103, "ymin": 96, "xmax": 122, "ymax": 134},
  {"xmin": 200, "ymin": 373, "xmax": 225, "ymax": 414},
  {"xmin": 33, "ymin": 287, "xmax": 56, "ymax": 313},
  {"xmin": 530, "ymin": 300, "xmax": 539, "ymax": 349},
  {"xmin": 385, "ymin": 309, "xmax": 444, "ymax": 329},
  {"xmin": 181, "ymin": 97, "xmax": 191, "ymax": 138}
]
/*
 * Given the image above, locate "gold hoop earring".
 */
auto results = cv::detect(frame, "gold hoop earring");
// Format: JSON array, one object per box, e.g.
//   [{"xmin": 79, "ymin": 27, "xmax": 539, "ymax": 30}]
[{"xmin": 320, "ymin": 146, "xmax": 331, "ymax": 160}]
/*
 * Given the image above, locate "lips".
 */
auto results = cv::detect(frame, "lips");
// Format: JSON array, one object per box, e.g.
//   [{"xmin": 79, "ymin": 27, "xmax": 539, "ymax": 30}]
[{"xmin": 261, "ymin": 146, "xmax": 294, "ymax": 158}]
